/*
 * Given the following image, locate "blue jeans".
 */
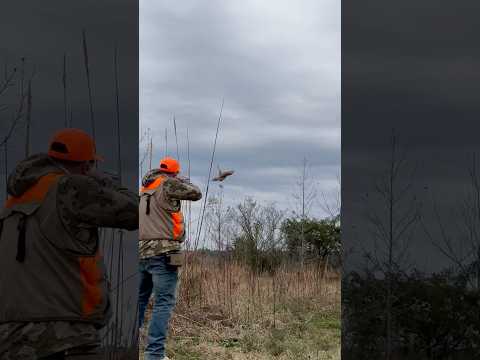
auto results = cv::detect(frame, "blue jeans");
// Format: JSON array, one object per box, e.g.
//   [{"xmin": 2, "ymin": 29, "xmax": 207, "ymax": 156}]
[{"xmin": 138, "ymin": 255, "xmax": 179, "ymax": 359}]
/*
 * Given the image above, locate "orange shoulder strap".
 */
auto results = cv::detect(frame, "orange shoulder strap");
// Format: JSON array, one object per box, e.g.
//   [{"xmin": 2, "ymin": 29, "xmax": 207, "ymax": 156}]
[
  {"xmin": 140, "ymin": 175, "xmax": 166, "ymax": 193},
  {"xmin": 5, "ymin": 173, "xmax": 64, "ymax": 208}
]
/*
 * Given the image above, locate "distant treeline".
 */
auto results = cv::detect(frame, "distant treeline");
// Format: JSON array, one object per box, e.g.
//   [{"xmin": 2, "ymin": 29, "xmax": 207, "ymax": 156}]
[
  {"xmin": 197, "ymin": 196, "xmax": 341, "ymax": 274},
  {"xmin": 343, "ymin": 268, "xmax": 480, "ymax": 359}
]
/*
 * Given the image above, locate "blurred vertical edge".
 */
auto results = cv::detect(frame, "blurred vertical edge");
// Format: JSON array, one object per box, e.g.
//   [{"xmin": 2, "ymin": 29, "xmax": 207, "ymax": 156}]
[
  {"xmin": 0, "ymin": 0, "xmax": 139, "ymax": 358},
  {"xmin": 343, "ymin": 0, "xmax": 480, "ymax": 359}
]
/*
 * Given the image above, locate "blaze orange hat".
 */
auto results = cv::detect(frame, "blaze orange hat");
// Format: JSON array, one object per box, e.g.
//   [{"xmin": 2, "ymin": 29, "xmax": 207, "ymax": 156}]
[
  {"xmin": 48, "ymin": 128, "xmax": 103, "ymax": 162},
  {"xmin": 159, "ymin": 157, "xmax": 180, "ymax": 174}
]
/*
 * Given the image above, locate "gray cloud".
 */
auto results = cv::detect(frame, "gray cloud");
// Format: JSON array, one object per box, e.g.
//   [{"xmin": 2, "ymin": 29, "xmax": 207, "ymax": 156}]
[{"xmin": 140, "ymin": 0, "xmax": 340, "ymax": 221}]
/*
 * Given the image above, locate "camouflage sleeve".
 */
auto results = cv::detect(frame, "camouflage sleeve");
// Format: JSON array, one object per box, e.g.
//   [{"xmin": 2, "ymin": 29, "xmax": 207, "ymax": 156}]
[
  {"xmin": 56, "ymin": 173, "xmax": 139, "ymax": 231},
  {"xmin": 162, "ymin": 176, "xmax": 202, "ymax": 201}
]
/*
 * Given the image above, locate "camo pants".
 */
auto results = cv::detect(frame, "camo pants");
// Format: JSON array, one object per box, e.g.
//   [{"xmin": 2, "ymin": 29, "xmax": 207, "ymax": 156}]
[
  {"xmin": 0, "ymin": 321, "xmax": 100, "ymax": 360},
  {"xmin": 41, "ymin": 344, "xmax": 103, "ymax": 359}
]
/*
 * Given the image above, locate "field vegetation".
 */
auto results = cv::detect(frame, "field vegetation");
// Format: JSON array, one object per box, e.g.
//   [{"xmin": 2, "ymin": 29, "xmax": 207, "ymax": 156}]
[{"xmin": 141, "ymin": 183, "xmax": 341, "ymax": 359}]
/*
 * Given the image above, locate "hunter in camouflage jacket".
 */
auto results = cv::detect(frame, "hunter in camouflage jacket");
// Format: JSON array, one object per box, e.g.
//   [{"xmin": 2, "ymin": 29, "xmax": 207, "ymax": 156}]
[
  {"xmin": 139, "ymin": 168, "xmax": 201, "ymax": 258},
  {"xmin": 0, "ymin": 153, "xmax": 138, "ymax": 359}
]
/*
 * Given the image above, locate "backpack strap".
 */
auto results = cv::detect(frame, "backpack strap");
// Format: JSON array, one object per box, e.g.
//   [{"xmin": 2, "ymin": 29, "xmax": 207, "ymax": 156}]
[
  {"xmin": 141, "ymin": 189, "xmax": 156, "ymax": 216},
  {"xmin": 0, "ymin": 208, "xmax": 8, "ymax": 241},
  {"xmin": 146, "ymin": 195, "xmax": 151, "ymax": 215},
  {"xmin": 3, "ymin": 173, "xmax": 63, "ymax": 263},
  {"xmin": 140, "ymin": 175, "xmax": 165, "ymax": 216},
  {"xmin": 16, "ymin": 213, "xmax": 27, "ymax": 263}
]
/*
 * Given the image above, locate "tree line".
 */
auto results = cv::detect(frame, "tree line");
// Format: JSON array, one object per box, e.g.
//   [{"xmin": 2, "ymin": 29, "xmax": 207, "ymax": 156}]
[{"xmin": 202, "ymin": 194, "xmax": 341, "ymax": 275}]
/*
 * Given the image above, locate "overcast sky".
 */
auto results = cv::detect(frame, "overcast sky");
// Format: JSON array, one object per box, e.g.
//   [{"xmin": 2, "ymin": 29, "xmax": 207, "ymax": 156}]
[{"xmin": 140, "ymin": 0, "xmax": 340, "ymax": 224}]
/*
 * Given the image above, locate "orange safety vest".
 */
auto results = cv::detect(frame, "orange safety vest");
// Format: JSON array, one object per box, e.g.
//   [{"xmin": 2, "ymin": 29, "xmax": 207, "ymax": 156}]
[
  {"xmin": 0, "ymin": 173, "xmax": 109, "ymax": 323},
  {"xmin": 140, "ymin": 175, "xmax": 184, "ymax": 242}
]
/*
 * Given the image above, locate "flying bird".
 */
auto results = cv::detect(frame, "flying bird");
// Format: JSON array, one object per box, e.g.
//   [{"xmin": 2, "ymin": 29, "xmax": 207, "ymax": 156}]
[{"xmin": 212, "ymin": 166, "xmax": 234, "ymax": 182}]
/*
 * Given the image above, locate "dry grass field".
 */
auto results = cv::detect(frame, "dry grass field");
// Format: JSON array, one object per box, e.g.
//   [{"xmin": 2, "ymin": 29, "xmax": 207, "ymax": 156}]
[{"xmin": 140, "ymin": 254, "xmax": 340, "ymax": 359}]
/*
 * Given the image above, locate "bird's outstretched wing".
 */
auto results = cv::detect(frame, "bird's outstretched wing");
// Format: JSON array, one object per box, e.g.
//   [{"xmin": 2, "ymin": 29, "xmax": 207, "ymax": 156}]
[{"xmin": 212, "ymin": 168, "xmax": 235, "ymax": 182}]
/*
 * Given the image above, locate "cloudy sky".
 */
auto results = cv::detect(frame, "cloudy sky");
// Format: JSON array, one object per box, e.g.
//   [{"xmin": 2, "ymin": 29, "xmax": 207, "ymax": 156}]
[{"xmin": 140, "ymin": 0, "xmax": 340, "ymax": 225}]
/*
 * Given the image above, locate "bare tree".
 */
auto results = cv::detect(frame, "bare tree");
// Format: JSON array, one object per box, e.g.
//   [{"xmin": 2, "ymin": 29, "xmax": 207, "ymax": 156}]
[
  {"xmin": 422, "ymin": 152, "xmax": 480, "ymax": 290},
  {"xmin": 202, "ymin": 189, "xmax": 237, "ymax": 308},
  {"xmin": 1, "ymin": 58, "xmax": 33, "ymax": 199},
  {"xmin": 319, "ymin": 173, "xmax": 341, "ymax": 221},
  {"xmin": 204, "ymin": 188, "xmax": 236, "ymax": 252},
  {"xmin": 139, "ymin": 126, "xmax": 152, "ymax": 179},
  {"xmin": 24, "ymin": 79, "xmax": 32, "ymax": 157},
  {"xmin": 291, "ymin": 157, "xmax": 317, "ymax": 267},
  {"xmin": 234, "ymin": 197, "xmax": 284, "ymax": 272},
  {"xmin": 361, "ymin": 131, "xmax": 422, "ymax": 359}
]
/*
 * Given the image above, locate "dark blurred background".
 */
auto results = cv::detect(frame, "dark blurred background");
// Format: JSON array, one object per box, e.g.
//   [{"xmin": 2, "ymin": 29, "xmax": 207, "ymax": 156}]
[
  {"xmin": 0, "ymin": 0, "xmax": 138, "ymax": 356},
  {"xmin": 343, "ymin": 0, "xmax": 480, "ymax": 358}
]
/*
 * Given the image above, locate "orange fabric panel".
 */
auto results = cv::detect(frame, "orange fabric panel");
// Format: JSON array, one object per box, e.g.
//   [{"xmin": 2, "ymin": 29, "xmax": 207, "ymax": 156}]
[
  {"xmin": 4, "ymin": 171, "xmax": 104, "ymax": 318},
  {"xmin": 172, "ymin": 211, "xmax": 184, "ymax": 240},
  {"xmin": 79, "ymin": 252, "xmax": 103, "ymax": 317},
  {"xmin": 5, "ymin": 173, "xmax": 63, "ymax": 208},
  {"xmin": 140, "ymin": 176, "xmax": 165, "ymax": 193}
]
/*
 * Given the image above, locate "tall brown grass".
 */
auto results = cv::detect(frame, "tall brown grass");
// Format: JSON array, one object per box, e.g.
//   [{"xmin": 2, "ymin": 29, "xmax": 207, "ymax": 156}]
[{"xmin": 144, "ymin": 252, "xmax": 340, "ymax": 335}]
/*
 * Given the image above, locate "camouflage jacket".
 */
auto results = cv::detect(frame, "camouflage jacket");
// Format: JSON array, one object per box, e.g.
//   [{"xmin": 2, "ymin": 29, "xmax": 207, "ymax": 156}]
[
  {"xmin": 0, "ymin": 153, "xmax": 139, "ymax": 359},
  {"xmin": 139, "ymin": 169, "xmax": 201, "ymax": 258}
]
